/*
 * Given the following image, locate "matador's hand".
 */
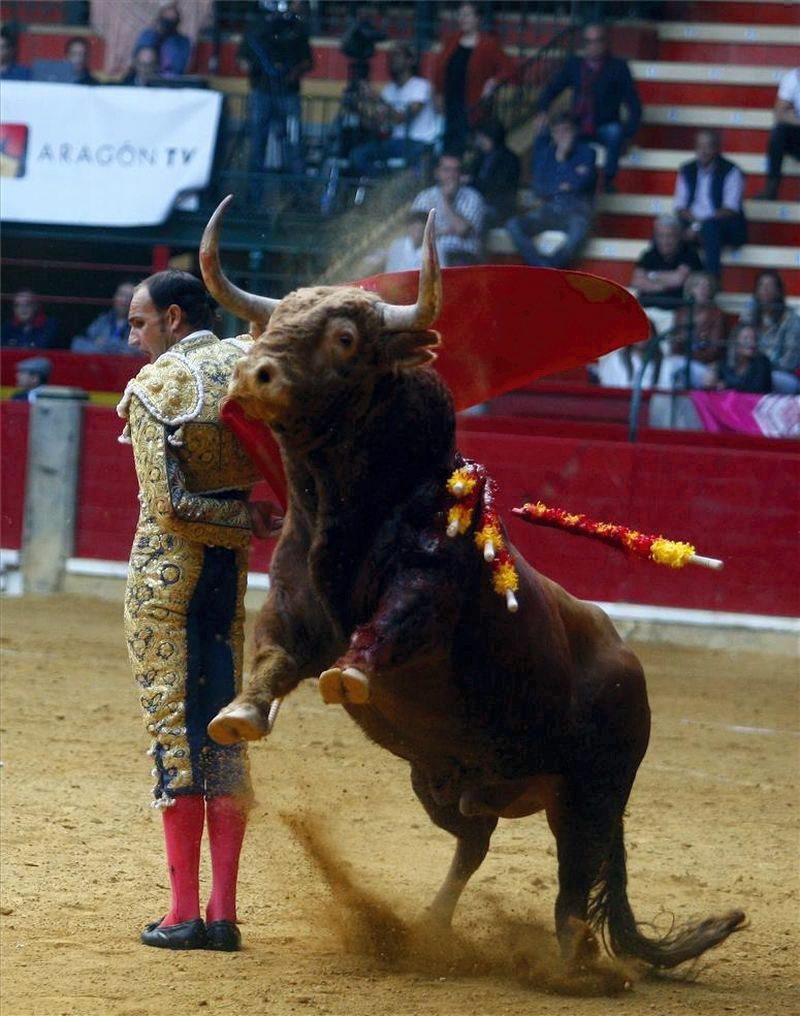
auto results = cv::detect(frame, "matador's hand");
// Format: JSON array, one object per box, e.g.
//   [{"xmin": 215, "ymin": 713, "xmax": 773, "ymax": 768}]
[{"xmin": 248, "ymin": 500, "xmax": 283, "ymax": 539}]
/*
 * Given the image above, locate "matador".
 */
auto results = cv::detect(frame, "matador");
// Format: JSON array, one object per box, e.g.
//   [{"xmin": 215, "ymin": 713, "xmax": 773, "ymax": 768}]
[{"xmin": 118, "ymin": 269, "xmax": 278, "ymax": 952}]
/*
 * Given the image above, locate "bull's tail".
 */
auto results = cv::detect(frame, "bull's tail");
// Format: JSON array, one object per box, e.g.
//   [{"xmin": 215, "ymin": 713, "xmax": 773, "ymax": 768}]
[{"xmin": 587, "ymin": 823, "xmax": 746, "ymax": 970}]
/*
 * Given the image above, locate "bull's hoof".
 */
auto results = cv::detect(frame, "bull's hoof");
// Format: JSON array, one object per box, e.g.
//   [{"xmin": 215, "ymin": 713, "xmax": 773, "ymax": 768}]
[
  {"xmin": 207, "ymin": 702, "xmax": 269, "ymax": 744},
  {"xmin": 318, "ymin": 666, "xmax": 370, "ymax": 705}
]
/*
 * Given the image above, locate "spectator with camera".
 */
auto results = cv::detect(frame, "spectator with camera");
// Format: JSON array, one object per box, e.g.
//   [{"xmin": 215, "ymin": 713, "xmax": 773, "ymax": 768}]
[
  {"xmin": 240, "ymin": 0, "xmax": 313, "ymax": 199},
  {"xmin": 340, "ymin": 3, "xmax": 386, "ymax": 86},
  {"xmin": 349, "ymin": 44, "xmax": 438, "ymax": 177}
]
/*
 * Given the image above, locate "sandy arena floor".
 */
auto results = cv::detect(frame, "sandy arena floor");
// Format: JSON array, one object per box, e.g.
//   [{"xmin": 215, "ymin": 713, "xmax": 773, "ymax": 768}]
[{"xmin": 0, "ymin": 594, "xmax": 797, "ymax": 1016}]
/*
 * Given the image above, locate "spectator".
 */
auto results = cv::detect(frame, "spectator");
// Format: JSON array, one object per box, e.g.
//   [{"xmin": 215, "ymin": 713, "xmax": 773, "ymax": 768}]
[
  {"xmin": 0, "ymin": 27, "xmax": 31, "ymax": 81},
  {"xmin": 466, "ymin": 118, "xmax": 521, "ymax": 225},
  {"xmin": 594, "ymin": 339, "xmax": 663, "ymax": 389},
  {"xmin": 739, "ymin": 269, "xmax": 800, "ymax": 394},
  {"xmin": 349, "ymin": 44, "xmax": 438, "ymax": 177},
  {"xmin": 674, "ymin": 128, "xmax": 747, "ymax": 279},
  {"xmin": 754, "ymin": 67, "xmax": 800, "ymax": 201},
  {"xmin": 533, "ymin": 21, "xmax": 641, "ymax": 194},
  {"xmin": 121, "ymin": 45, "xmax": 159, "ymax": 87},
  {"xmin": 71, "ymin": 282, "xmax": 141, "ymax": 356},
  {"xmin": 11, "ymin": 356, "xmax": 52, "ymax": 402},
  {"xmin": 631, "ymin": 214, "xmax": 702, "ymax": 336},
  {"xmin": 239, "ymin": 0, "xmax": 313, "ymax": 197},
  {"xmin": 133, "ymin": 2, "xmax": 191, "ymax": 78},
  {"xmin": 411, "ymin": 153, "xmax": 486, "ymax": 266},
  {"xmin": 65, "ymin": 36, "xmax": 98, "ymax": 85},
  {"xmin": 432, "ymin": 2, "xmax": 515, "ymax": 156},
  {"xmin": 716, "ymin": 323, "xmax": 772, "ymax": 394},
  {"xmin": 664, "ymin": 271, "xmax": 726, "ymax": 389},
  {"xmin": 505, "ymin": 115, "xmax": 596, "ymax": 270},
  {"xmin": 2, "ymin": 291, "xmax": 60, "ymax": 349}
]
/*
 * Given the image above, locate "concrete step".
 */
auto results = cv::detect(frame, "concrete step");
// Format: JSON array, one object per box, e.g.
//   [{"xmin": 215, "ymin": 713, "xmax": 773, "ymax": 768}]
[
  {"xmin": 520, "ymin": 191, "xmax": 799, "ymax": 225},
  {"xmin": 658, "ymin": 20, "xmax": 800, "ymax": 43},
  {"xmin": 589, "ymin": 193, "xmax": 799, "ymax": 246},
  {"xmin": 631, "ymin": 59, "xmax": 790, "ymax": 85},
  {"xmin": 643, "ymin": 104, "xmax": 773, "ymax": 128},
  {"xmin": 661, "ymin": 1, "xmax": 800, "ymax": 26},
  {"xmin": 637, "ymin": 124, "xmax": 771, "ymax": 152},
  {"xmin": 656, "ymin": 22, "xmax": 800, "ymax": 63},
  {"xmin": 602, "ymin": 146, "xmax": 800, "ymax": 177},
  {"xmin": 487, "ymin": 232, "xmax": 800, "ymax": 292},
  {"xmin": 488, "ymin": 233, "xmax": 799, "ymax": 267},
  {"xmin": 592, "ymin": 213, "xmax": 798, "ymax": 247}
]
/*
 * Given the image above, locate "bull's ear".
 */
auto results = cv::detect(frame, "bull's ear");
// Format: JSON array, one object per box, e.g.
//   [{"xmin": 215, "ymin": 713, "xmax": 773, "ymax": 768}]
[{"xmin": 383, "ymin": 329, "xmax": 441, "ymax": 370}]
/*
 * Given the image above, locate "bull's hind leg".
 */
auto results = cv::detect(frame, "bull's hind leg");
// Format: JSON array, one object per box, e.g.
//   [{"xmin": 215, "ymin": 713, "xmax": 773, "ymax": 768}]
[
  {"xmin": 411, "ymin": 766, "xmax": 497, "ymax": 927},
  {"xmin": 549, "ymin": 775, "xmax": 633, "ymax": 969}
]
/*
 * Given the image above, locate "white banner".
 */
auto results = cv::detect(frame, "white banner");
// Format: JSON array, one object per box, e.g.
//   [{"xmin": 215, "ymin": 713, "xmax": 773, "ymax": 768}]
[{"xmin": 0, "ymin": 82, "xmax": 222, "ymax": 227}]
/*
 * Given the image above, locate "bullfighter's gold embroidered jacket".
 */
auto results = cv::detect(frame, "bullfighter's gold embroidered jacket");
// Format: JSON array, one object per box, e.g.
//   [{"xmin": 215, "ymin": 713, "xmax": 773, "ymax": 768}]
[{"xmin": 118, "ymin": 331, "xmax": 259, "ymax": 802}]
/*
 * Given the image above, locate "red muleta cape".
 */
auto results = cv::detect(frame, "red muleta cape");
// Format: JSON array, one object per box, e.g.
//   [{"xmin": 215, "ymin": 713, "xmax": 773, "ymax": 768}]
[{"xmin": 222, "ymin": 266, "xmax": 649, "ymax": 511}]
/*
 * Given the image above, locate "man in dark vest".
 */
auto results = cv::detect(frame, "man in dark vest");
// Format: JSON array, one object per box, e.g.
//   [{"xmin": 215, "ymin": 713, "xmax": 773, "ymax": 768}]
[{"xmin": 673, "ymin": 128, "xmax": 747, "ymax": 279}]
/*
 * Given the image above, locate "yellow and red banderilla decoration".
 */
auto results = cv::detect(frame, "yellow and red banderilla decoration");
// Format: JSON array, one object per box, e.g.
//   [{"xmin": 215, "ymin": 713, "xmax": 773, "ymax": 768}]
[
  {"xmin": 446, "ymin": 462, "xmax": 520, "ymax": 613},
  {"xmin": 444, "ymin": 463, "xmax": 723, "ymax": 615},
  {"xmin": 512, "ymin": 502, "xmax": 724, "ymax": 571}
]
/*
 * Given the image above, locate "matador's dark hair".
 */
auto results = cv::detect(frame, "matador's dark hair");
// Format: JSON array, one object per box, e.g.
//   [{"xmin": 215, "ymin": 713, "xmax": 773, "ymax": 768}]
[{"xmin": 140, "ymin": 269, "xmax": 216, "ymax": 331}]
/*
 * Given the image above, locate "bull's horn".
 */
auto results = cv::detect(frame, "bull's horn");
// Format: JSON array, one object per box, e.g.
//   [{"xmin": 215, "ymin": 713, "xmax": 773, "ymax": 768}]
[
  {"xmin": 377, "ymin": 209, "xmax": 441, "ymax": 331},
  {"xmin": 199, "ymin": 195, "xmax": 280, "ymax": 327}
]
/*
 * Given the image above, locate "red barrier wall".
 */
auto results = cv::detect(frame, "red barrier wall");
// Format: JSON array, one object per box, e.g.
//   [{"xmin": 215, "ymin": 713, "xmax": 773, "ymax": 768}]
[
  {"xmin": 0, "ymin": 401, "xmax": 29, "ymax": 548},
  {"xmin": 2, "ymin": 404, "xmax": 798, "ymax": 617},
  {"xmin": 459, "ymin": 426, "xmax": 800, "ymax": 618}
]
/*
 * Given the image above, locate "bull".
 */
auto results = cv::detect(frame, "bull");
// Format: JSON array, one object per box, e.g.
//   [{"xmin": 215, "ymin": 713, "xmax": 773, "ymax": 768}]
[{"xmin": 201, "ymin": 197, "xmax": 744, "ymax": 984}]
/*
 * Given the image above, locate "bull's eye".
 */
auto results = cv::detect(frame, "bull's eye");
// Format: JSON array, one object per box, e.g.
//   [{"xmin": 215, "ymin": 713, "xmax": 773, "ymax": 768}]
[
  {"xmin": 257, "ymin": 367, "xmax": 271, "ymax": 384},
  {"xmin": 338, "ymin": 333, "xmax": 354, "ymax": 349}
]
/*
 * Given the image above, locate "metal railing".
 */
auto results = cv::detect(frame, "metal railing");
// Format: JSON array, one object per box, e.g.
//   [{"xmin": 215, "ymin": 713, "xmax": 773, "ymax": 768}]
[{"xmin": 469, "ymin": 24, "xmax": 581, "ymax": 135}]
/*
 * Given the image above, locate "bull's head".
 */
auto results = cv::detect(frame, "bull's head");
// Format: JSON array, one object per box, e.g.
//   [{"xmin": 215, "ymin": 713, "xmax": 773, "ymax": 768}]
[{"xmin": 199, "ymin": 196, "xmax": 442, "ymax": 440}]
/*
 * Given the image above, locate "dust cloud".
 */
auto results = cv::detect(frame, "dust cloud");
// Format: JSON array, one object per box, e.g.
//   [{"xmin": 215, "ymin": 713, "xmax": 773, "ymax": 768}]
[{"xmin": 282, "ymin": 812, "xmax": 636, "ymax": 996}]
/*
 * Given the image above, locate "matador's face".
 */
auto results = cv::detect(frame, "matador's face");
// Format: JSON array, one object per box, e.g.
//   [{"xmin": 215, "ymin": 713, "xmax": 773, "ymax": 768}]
[{"xmin": 128, "ymin": 286, "xmax": 172, "ymax": 362}]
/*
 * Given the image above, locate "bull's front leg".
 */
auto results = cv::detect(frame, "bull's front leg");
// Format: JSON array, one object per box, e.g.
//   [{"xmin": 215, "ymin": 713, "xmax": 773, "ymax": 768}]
[{"xmin": 209, "ymin": 642, "xmax": 300, "ymax": 744}]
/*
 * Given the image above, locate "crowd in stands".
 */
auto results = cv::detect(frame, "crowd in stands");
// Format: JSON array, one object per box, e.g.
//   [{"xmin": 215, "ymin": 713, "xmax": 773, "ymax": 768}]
[
  {"xmin": 1, "ymin": 2, "xmax": 798, "ymax": 402},
  {"xmin": 2, "ymin": 283, "xmax": 143, "ymax": 358}
]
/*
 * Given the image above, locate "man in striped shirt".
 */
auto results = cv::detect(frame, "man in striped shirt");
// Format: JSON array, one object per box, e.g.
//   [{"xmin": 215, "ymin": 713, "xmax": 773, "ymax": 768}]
[{"xmin": 411, "ymin": 154, "xmax": 486, "ymax": 266}]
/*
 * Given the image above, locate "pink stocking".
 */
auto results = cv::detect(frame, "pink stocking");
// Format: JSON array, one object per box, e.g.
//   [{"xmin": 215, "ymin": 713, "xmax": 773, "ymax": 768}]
[
  {"xmin": 205, "ymin": 795, "xmax": 248, "ymax": 924},
  {"xmin": 161, "ymin": 795, "xmax": 205, "ymax": 926}
]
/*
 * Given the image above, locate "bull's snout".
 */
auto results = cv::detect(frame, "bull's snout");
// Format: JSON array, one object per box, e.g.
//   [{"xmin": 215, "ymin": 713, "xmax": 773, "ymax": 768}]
[{"xmin": 229, "ymin": 355, "xmax": 290, "ymax": 421}]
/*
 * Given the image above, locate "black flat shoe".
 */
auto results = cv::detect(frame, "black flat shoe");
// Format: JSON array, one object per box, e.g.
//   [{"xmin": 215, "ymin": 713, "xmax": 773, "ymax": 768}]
[
  {"xmin": 141, "ymin": 916, "xmax": 207, "ymax": 949},
  {"xmin": 205, "ymin": 920, "xmax": 241, "ymax": 952}
]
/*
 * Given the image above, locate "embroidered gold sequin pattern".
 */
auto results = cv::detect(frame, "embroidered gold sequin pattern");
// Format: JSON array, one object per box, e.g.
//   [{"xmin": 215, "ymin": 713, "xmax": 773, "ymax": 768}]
[{"xmin": 120, "ymin": 333, "xmax": 258, "ymax": 804}]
